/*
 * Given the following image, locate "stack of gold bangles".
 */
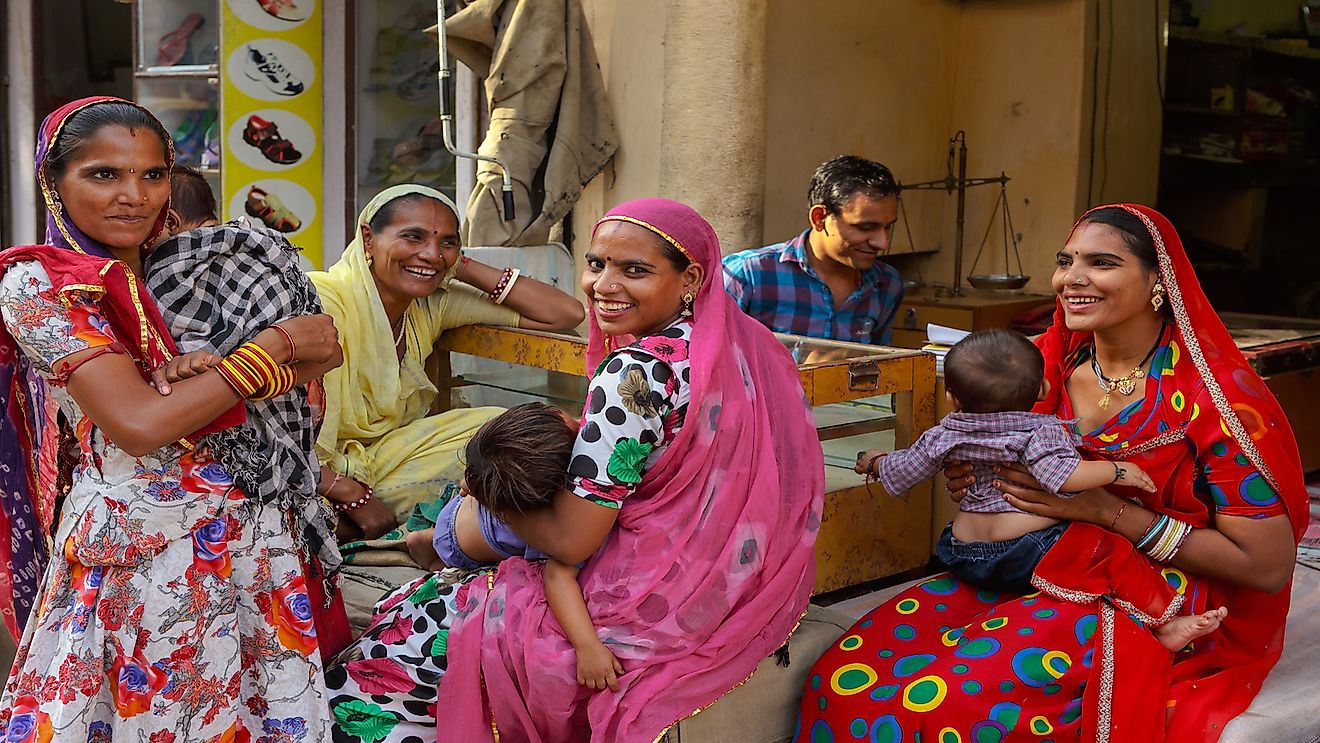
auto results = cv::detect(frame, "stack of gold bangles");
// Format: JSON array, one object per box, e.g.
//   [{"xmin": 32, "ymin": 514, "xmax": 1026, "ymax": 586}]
[
  {"xmin": 1135, "ymin": 513, "xmax": 1193, "ymax": 563},
  {"xmin": 214, "ymin": 342, "xmax": 297, "ymax": 400}
]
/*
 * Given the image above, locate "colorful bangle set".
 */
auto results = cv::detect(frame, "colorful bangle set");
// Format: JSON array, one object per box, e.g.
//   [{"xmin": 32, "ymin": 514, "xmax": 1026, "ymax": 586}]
[
  {"xmin": 215, "ymin": 342, "xmax": 297, "ymax": 400},
  {"xmin": 1134, "ymin": 512, "xmax": 1194, "ymax": 563},
  {"xmin": 490, "ymin": 267, "xmax": 521, "ymax": 305}
]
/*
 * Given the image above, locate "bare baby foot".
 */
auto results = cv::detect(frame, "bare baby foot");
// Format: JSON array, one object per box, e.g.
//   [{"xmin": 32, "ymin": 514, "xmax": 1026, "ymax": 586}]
[{"xmin": 1155, "ymin": 606, "xmax": 1228, "ymax": 651}]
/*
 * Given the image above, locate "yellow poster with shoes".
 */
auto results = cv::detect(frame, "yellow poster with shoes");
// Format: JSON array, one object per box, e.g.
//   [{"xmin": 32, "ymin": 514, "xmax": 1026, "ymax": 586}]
[{"xmin": 220, "ymin": 0, "xmax": 323, "ymax": 267}]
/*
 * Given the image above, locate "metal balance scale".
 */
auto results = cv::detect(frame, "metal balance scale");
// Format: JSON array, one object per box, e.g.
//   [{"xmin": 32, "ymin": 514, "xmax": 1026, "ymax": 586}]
[{"xmin": 896, "ymin": 131, "xmax": 1028, "ymax": 296}]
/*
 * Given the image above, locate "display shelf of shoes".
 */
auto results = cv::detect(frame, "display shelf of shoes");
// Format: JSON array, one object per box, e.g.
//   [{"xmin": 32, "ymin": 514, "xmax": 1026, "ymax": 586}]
[
  {"xmin": 353, "ymin": 1, "xmax": 459, "ymax": 214},
  {"xmin": 432, "ymin": 324, "xmax": 938, "ymax": 594},
  {"xmin": 132, "ymin": 0, "xmax": 222, "ymax": 179}
]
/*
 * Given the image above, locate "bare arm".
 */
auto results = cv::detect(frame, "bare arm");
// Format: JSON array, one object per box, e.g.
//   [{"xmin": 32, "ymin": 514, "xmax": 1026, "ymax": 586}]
[
  {"xmin": 995, "ymin": 464, "xmax": 1296, "ymax": 593},
  {"xmin": 504, "ymin": 490, "xmax": 619, "ymax": 565},
  {"xmin": 1060, "ymin": 459, "xmax": 1156, "ymax": 493},
  {"xmin": 71, "ymin": 317, "xmax": 339, "ymax": 456},
  {"xmin": 67, "ymin": 350, "xmax": 244, "ymax": 456},
  {"xmin": 545, "ymin": 559, "xmax": 622, "ymax": 691},
  {"xmin": 454, "ymin": 258, "xmax": 585, "ymax": 331},
  {"xmin": 544, "ymin": 560, "xmax": 598, "ymax": 648}
]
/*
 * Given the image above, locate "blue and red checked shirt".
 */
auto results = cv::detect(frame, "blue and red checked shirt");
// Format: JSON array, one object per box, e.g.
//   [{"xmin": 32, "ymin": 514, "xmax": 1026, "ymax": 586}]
[{"xmin": 722, "ymin": 229, "xmax": 904, "ymax": 345}]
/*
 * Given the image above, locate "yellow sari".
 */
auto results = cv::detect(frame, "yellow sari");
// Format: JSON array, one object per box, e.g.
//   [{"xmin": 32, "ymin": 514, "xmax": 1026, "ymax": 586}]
[{"xmin": 310, "ymin": 184, "xmax": 520, "ymax": 516}]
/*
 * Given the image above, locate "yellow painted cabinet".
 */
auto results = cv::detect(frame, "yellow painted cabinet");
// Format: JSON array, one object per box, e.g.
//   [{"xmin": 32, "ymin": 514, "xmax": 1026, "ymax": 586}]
[{"xmin": 436, "ymin": 326, "xmax": 939, "ymax": 594}]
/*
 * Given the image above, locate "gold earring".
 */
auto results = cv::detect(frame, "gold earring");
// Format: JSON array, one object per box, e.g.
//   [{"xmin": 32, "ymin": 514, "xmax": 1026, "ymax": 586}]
[
  {"xmin": 681, "ymin": 291, "xmax": 694, "ymax": 317},
  {"xmin": 1151, "ymin": 282, "xmax": 1165, "ymax": 312},
  {"xmin": 48, "ymin": 192, "xmax": 62, "ymax": 212},
  {"xmin": 365, "ymin": 250, "xmax": 374, "ymax": 268}
]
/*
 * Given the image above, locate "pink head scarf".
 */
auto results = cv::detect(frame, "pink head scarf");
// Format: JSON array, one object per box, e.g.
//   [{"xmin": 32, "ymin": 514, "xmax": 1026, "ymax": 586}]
[{"xmin": 441, "ymin": 198, "xmax": 824, "ymax": 741}]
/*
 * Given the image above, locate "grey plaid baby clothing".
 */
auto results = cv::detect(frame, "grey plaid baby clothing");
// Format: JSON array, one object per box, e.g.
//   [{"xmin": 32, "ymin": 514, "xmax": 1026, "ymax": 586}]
[{"xmin": 877, "ymin": 411, "xmax": 1083, "ymax": 514}]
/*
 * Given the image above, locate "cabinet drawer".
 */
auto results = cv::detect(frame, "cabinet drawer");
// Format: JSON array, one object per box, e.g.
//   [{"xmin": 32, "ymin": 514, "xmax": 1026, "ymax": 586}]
[{"xmin": 896, "ymin": 304, "xmax": 974, "ymax": 335}]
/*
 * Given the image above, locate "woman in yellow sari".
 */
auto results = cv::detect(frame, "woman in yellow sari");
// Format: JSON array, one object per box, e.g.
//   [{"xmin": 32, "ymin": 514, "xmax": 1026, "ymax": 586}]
[{"xmin": 310, "ymin": 184, "xmax": 584, "ymax": 538}]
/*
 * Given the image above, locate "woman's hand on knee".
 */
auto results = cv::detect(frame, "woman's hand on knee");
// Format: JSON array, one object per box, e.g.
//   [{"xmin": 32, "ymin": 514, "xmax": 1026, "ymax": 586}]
[{"xmin": 343, "ymin": 496, "xmax": 398, "ymax": 541}]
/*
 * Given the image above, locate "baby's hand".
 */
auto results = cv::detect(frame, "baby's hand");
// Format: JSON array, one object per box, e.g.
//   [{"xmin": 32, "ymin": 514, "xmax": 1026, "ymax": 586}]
[
  {"xmin": 1115, "ymin": 462, "xmax": 1156, "ymax": 492},
  {"xmin": 575, "ymin": 641, "xmax": 624, "ymax": 692},
  {"xmin": 151, "ymin": 351, "xmax": 222, "ymax": 395},
  {"xmin": 855, "ymin": 449, "xmax": 887, "ymax": 476}
]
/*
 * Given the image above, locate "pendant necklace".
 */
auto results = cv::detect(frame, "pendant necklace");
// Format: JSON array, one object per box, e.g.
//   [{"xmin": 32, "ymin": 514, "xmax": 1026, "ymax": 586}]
[
  {"xmin": 392, "ymin": 314, "xmax": 407, "ymax": 350},
  {"xmin": 1090, "ymin": 325, "xmax": 1165, "ymax": 411}
]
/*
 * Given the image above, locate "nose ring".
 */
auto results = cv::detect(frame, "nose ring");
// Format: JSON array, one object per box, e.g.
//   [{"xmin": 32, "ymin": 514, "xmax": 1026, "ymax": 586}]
[{"xmin": 610, "ymin": 283, "xmax": 619, "ymax": 290}]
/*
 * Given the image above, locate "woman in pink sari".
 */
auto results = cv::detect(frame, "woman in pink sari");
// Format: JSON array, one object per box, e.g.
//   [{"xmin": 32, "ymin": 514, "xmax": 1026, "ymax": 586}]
[{"xmin": 327, "ymin": 198, "xmax": 824, "ymax": 742}]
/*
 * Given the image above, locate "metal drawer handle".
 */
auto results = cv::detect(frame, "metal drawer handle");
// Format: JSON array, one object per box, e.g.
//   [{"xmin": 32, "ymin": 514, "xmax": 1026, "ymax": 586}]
[{"xmin": 849, "ymin": 359, "xmax": 880, "ymax": 391}]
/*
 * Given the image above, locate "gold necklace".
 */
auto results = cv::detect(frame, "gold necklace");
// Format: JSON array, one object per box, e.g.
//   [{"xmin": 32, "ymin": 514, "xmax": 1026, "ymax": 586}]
[{"xmin": 1089, "ymin": 327, "xmax": 1164, "ymax": 411}]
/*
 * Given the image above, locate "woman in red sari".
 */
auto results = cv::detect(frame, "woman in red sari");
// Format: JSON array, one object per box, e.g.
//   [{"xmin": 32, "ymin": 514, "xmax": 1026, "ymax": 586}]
[{"xmin": 797, "ymin": 204, "xmax": 1305, "ymax": 742}]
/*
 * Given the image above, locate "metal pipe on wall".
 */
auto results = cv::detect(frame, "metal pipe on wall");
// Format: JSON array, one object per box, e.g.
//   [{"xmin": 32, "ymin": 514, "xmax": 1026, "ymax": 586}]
[{"xmin": 434, "ymin": 0, "xmax": 515, "ymax": 221}]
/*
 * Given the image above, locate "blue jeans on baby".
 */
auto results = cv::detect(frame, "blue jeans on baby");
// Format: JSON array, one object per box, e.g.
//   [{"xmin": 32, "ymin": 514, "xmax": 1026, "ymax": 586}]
[{"xmin": 936, "ymin": 521, "xmax": 1068, "ymax": 595}]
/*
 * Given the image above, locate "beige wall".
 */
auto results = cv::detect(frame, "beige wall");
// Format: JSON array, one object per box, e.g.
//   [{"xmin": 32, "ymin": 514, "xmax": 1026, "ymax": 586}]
[
  {"xmin": 761, "ymin": 1, "xmax": 961, "ymax": 258},
  {"xmin": 762, "ymin": 0, "xmax": 1163, "ymax": 295},
  {"xmin": 569, "ymin": 0, "xmax": 1166, "ymax": 297},
  {"xmin": 572, "ymin": 0, "xmax": 768, "ymax": 258}
]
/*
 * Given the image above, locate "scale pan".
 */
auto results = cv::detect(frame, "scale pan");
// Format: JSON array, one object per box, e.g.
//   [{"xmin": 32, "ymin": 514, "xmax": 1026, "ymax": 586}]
[{"xmin": 967, "ymin": 274, "xmax": 1030, "ymax": 290}]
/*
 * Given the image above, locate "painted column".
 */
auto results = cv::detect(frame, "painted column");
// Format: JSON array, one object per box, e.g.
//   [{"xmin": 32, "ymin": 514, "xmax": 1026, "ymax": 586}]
[{"xmin": 660, "ymin": 0, "xmax": 768, "ymax": 255}]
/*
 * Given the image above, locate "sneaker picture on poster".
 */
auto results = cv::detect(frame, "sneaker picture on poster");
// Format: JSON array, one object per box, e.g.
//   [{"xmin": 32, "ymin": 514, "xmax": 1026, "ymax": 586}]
[
  {"xmin": 228, "ymin": 0, "xmax": 315, "ymax": 31},
  {"xmin": 227, "ymin": 40, "xmax": 315, "ymax": 101}
]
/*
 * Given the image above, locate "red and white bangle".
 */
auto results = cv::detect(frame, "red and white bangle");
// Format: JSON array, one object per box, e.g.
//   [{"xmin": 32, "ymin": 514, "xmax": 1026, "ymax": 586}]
[
  {"xmin": 333, "ymin": 481, "xmax": 374, "ymax": 513},
  {"xmin": 490, "ymin": 267, "xmax": 521, "ymax": 305}
]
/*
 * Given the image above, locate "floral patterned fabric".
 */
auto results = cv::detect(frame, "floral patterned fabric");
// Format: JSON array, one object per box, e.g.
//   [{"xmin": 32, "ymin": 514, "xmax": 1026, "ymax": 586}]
[
  {"xmin": 322, "ymin": 322, "xmax": 693, "ymax": 743},
  {"xmin": 569, "ymin": 320, "xmax": 693, "ymax": 507},
  {"xmin": 0, "ymin": 261, "xmax": 328, "ymax": 741}
]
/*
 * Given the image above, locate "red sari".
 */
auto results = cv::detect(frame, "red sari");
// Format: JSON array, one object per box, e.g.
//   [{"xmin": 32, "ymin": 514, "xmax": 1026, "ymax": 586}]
[{"xmin": 797, "ymin": 205, "xmax": 1306, "ymax": 742}]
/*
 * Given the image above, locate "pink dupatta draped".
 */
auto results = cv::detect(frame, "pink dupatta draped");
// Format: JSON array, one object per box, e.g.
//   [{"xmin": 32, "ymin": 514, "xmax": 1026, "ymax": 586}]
[{"xmin": 440, "ymin": 198, "xmax": 824, "ymax": 741}]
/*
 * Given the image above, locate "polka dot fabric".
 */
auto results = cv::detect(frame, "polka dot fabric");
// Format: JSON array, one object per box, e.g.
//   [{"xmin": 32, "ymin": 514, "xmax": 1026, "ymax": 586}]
[{"xmin": 798, "ymin": 575, "xmax": 1095, "ymax": 742}]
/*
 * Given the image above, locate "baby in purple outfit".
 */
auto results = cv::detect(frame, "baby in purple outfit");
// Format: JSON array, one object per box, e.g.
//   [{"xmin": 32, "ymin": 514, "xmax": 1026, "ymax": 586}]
[
  {"xmin": 406, "ymin": 402, "xmax": 577, "ymax": 570},
  {"xmin": 858, "ymin": 330, "xmax": 1156, "ymax": 593},
  {"xmin": 405, "ymin": 402, "xmax": 627, "ymax": 690}
]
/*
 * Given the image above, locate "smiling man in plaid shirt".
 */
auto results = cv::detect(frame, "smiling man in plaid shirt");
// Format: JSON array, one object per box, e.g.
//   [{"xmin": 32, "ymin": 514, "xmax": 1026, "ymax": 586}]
[{"xmin": 723, "ymin": 155, "xmax": 903, "ymax": 345}]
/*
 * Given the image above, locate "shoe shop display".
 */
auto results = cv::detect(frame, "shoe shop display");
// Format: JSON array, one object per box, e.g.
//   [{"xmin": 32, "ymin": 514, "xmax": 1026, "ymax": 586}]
[
  {"xmin": 394, "ymin": 60, "xmax": 441, "ymax": 102},
  {"xmin": 171, "ymin": 105, "xmax": 218, "ymax": 167},
  {"xmin": 244, "ymin": 45, "xmax": 305, "ymax": 97},
  {"xmin": 243, "ymin": 114, "xmax": 303, "ymax": 165},
  {"xmin": 201, "ymin": 121, "xmax": 221, "ymax": 170},
  {"xmin": 257, "ymin": 0, "xmax": 311, "ymax": 23},
  {"xmin": 156, "ymin": 12, "xmax": 206, "ymax": 66},
  {"xmin": 245, "ymin": 186, "xmax": 302, "ymax": 233}
]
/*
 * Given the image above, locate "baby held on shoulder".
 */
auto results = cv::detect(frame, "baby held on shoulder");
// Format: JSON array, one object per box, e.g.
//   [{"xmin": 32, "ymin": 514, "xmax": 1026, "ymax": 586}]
[{"xmin": 405, "ymin": 403, "xmax": 626, "ymax": 692}]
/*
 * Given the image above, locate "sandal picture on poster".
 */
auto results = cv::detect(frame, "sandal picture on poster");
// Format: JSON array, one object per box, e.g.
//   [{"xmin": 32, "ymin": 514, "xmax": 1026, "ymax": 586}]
[
  {"xmin": 228, "ymin": 109, "xmax": 316, "ymax": 171},
  {"xmin": 231, "ymin": 179, "xmax": 317, "ymax": 236},
  {"xmin": 229, "ymin": 0, "xmax": 315, "ymax": 31}
]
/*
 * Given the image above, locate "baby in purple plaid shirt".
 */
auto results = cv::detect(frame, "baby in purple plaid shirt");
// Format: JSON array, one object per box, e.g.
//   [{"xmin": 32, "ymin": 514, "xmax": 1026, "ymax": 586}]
[{"xmin": 858, "ymin": 330, "xmax": 1156, "ymax": 594}]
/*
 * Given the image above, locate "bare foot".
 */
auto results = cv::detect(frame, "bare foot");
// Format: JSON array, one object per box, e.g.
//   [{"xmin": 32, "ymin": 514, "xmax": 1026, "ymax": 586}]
[
  {"xmin": 1155, "ymin": 606, "xmax": 1228, "ymax": 651},
  {"xmin": 405, "ymin": 528, "xmax": 445, "ymax": 572}
]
